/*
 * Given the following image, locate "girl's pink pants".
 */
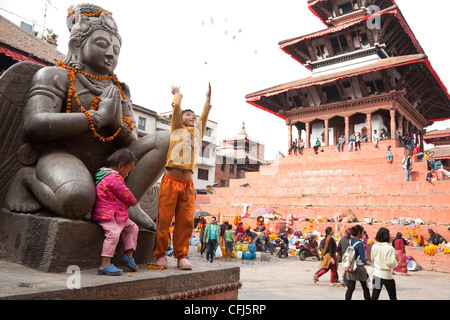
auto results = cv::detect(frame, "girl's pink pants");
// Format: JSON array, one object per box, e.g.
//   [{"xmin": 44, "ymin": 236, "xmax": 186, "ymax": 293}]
[{"xmin": 98, "ymin": 218, "xmax": 138, "ymax": 257}]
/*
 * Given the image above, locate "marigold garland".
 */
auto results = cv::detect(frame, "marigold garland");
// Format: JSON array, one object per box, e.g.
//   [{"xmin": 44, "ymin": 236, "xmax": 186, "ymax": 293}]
[
  {"xmin": 424, "ymin": 245, "xmax": 437, "ymax": 256},
  {"xmin": 67, "ymin": 7, "xmax": 112, "ymax": 18},
  {"xmin": 57, "ymin": 61, "xmax": 133, "ymax": 142},
  {"xmin": 147, "ymin": 262, "xmax": 164, "ymax": 270}
]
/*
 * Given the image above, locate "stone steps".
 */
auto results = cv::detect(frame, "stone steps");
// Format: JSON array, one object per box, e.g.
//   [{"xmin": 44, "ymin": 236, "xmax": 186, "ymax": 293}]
[
  {"xmin": 196, "ymin": 203, "xmax": 450, "ymax": 225},
  {"xmin": 196, "ymin": 139, "xmax": 448, "ymax": 225},
  {"xmin": 214, "ymin": 180, "xmax": 449, "ymax": 196}
]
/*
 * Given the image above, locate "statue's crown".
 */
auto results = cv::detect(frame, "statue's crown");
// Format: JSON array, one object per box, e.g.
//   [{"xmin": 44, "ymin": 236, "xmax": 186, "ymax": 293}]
[{"xmin": 66, "ymin": 3, "xmax": 121, "ymax": 44}]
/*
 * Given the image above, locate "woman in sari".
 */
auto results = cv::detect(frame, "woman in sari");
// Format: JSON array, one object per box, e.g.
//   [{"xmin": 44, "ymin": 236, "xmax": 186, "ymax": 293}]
[
  {"xmin": 392, "ymin": 232, "xmax": 410, "ymax": 276},
  {"xmin": 313, "ymin": 227, "xmax": 338, "ymax": 287}
]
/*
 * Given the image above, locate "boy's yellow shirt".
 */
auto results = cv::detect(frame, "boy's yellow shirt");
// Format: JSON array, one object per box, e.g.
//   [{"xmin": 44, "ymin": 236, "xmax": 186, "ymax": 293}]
[{"xmin": 165, "ymin": 93, "xmax": 212, "ymax": 173}]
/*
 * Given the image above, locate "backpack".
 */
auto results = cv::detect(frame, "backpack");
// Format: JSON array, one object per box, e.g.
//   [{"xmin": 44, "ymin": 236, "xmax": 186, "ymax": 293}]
[{"xmin": 342, "ymin": 240, "xmax": 361, "ymax": 272}]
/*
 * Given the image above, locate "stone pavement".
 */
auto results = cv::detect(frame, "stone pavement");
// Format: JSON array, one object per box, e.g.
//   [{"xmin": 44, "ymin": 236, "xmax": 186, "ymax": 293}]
[
  {"xmin": 1, "ymin": 245, "xmax": 449, "ymax": 300},
  {"xmin": 187, "ymin": 247, "xmax": 450, "ymax": 300}
]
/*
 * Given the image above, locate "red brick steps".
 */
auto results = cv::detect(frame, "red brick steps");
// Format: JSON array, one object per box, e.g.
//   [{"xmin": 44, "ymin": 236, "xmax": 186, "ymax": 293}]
[{"xmin": 196, "ymin": 139, "xmax": 450, "ymax": 225}]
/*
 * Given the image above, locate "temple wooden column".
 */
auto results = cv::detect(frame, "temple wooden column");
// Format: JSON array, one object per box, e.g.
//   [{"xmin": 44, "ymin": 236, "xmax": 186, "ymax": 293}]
[
  {"xmin": 390, "ymin": 109, "xmax": 396, "ymax": 137},
  {"xmin": 288, "ymin": 124, "xmax": 293, "ymax": 150},
  {"xmin": 344, "ymin": 116, "xmax": 349, "ymax": 143},
  {"xmin": 366, "ymin": 113, "xmax": 372, "ymax": 142},
  {"xmin": 296, "ymin": 126, "xmax": 302, "ymax": 143},
  {"xmin": 419, "ymin": 129, "xmax": 424, "ymax": 150},
  {"xmin": 398, "ymin": 114, "xmax": 404, "ymax": 136},
  {"xmin": 305, "ymin": 122, "xmax": 311, "ymax": 148},
  {"xmin": 324, "ymin": 119, "xmax": 329, "ymax": 146}
]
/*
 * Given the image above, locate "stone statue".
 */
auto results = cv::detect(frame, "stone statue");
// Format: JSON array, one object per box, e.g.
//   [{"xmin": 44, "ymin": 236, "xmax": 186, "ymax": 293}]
[{"xmin": 0, "ymin": 4, "xmax": 169, "ymax": 231}]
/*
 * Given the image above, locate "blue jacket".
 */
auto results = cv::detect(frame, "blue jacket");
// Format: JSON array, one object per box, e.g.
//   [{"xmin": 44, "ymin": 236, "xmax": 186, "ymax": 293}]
[{"xmin": 349, "ymin": 238, "xmax": 368, "ymax": 264}]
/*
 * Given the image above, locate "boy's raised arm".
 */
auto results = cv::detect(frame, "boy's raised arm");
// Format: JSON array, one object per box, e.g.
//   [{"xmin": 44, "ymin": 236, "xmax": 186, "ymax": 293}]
[
  {"xmin": 171, "ymin": 86, "xmax": 183, "ymax": 132},
  {"xmin": 198, "ymin": 83, "xmax": 212, "ymax": 137}
]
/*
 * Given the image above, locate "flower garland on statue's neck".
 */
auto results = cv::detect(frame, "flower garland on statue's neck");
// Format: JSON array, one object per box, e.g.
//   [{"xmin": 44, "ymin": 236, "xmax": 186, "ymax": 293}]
[{"xmin": 57, "ymin": 61, "xmax": 134, "ymax": 142}]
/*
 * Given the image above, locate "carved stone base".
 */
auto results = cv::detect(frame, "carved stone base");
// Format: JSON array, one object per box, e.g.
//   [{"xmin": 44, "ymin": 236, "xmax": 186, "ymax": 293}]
[
  {"xmin": 0, "ymin": 256, "xmax": 241, "ymax": 300},
  {"xmin": 0, "ymin": 209, "xmax": 155, "ymax": 273}
]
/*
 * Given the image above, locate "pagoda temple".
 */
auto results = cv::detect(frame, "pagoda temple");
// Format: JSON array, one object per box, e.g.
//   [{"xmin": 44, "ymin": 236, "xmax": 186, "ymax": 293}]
[{"xmin": 245, "ymin": 0, "xmax": 449, "ymax": 149}]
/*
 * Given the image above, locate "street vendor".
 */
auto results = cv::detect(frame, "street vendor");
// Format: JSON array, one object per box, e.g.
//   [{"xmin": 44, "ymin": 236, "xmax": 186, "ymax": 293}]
[
  {"xmin": 427, "ymin": 229, "xmax": 447, "ymax": 245},
  {"xmin": 240, "ymin": 229, "xmax": 259, "ymax": 245}
]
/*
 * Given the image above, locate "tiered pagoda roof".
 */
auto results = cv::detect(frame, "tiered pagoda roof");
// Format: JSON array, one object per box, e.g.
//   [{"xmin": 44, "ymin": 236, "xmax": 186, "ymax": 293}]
[
  {"xmin": 246, "ymin": 1, "xmax": 449, "ymax": 123},
  {"xmin": 280, "ymin": 5, "xmax": 423, "ymax": 68},
  {"xmin": 307, "ymin": 0, "xmax": 398, "ymax": 27}
]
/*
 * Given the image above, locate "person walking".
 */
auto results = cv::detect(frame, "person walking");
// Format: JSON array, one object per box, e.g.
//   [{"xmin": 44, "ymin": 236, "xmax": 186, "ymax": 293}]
[
  {"xmin": 402, "ymin": 154, "xmax": 413, "ymax": 182},
  {"xmin": 199, "ymin": 218, "xmax": 207, "ymax": 257},
  {"xmin": 338, "ymin": 228, "xmax": 352, "ymax": 288},
  {"xmin": 224, "ymin": 224, "xmax": 234, "ymax": 258},
  {"xmin": 344, "ymin": 225, "xmax": 372, "ymax": 300},
  {"xmin": 370, "ymin": 228, "xmax": 398, "ymax": 300},
  {"xmin": 204, "ymin": 216, "xmax": 221, "ymax": 263},
  {"xmin": 313, "ymin": 227, "xmax": 338, "ymax": 287},
  {"xmin": 392, "ymin": 232, "xmax": 410, "ymax": 276}
]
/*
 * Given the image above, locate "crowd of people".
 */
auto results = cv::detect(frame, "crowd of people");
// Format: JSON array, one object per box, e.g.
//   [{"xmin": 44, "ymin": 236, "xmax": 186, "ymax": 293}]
[
  {"xmin": 288, "ymin": 128, "xmax": 449, "ymax": 183},
  {"xmin": 313, "ymin": 225, "xmax": 448, "ymax": 300},
  {"xmin": 195, "ymin": 215, "xmax": 268, "ymax": 263},
  {"xmin": 289, "ymin": 128, "xmax": 391, "ymax": 155},
  {"xmin": 193, "ymin": 217, "xmax": 449, "ymax": 300}
]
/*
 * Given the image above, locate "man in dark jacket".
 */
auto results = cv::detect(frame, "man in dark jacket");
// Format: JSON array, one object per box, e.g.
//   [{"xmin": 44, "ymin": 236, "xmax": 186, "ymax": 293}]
[{"xmin": 427, "ymin": 229, "xmax": 447, "ymax": 245}]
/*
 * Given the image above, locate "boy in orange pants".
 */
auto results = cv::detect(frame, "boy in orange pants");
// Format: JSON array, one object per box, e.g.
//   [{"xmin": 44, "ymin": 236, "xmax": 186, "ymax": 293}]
[{"xmin": 153, "ymin": 83, "xmax": 212, "ymax": 270}]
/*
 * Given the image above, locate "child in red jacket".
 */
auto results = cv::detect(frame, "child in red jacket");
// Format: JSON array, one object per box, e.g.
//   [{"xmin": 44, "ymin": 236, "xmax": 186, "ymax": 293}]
[{"xmin": 92, "ymin": 149, "xmax": 138, "ymax": 276}]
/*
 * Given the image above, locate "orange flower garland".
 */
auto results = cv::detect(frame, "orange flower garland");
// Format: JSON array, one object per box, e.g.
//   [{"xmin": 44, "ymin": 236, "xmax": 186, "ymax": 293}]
[
  {"xmin": 67, "ymin": 7, "xmax": 112, "ymax": 18},
  {"xmin": 147, "ymin": 262, "xmax": 164, "ymax": 270},
  {"xmin": 57, "ymin": 61, "xmax": 133, "ymax": 142}
]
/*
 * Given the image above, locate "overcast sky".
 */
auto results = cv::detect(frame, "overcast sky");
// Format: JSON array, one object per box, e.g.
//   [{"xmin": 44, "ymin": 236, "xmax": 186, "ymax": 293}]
[{"xmin": 1, "ymin": 0, "xmax": 448, "ymax": 158}]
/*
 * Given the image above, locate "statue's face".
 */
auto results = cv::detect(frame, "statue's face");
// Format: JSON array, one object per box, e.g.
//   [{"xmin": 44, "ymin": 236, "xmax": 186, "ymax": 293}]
[{"xmin": 81, "ymin": 29, "xmax": 121, "ymax": 76}]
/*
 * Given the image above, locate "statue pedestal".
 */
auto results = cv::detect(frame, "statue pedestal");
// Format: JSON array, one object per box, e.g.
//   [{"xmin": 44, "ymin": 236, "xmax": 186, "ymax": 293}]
[
  {"xmin": 0, "ymin": 209, "xmax": 155, "ymax": 273},
  {"xmin": 0, "ymin": 209, "xmax": 242, "ymax": 300}
]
